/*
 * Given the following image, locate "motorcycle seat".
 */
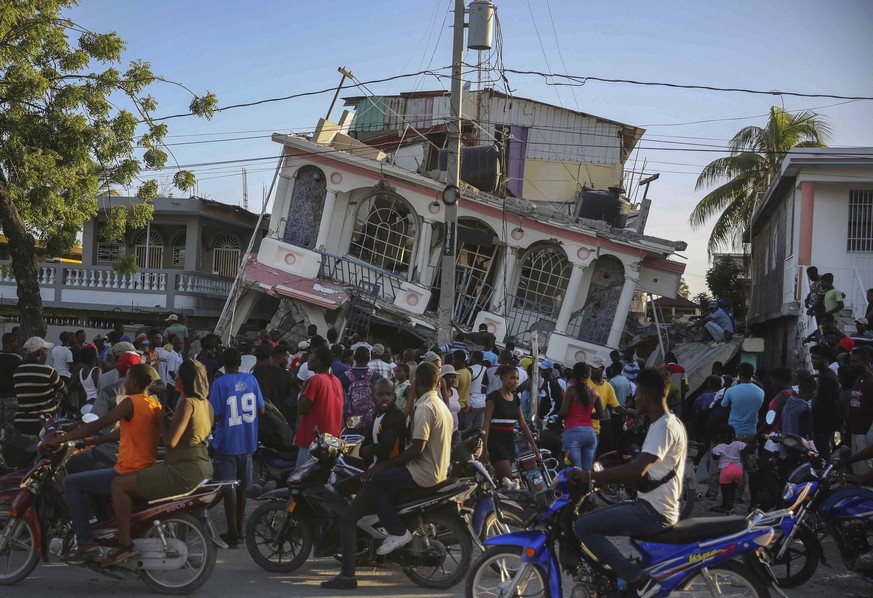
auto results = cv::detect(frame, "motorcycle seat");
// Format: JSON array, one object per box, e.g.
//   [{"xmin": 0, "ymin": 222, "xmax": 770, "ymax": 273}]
[
  {"xmin": 634, "ymin": 516, "xmax": 750, "ymax": 544},
  {"xmin": 388, "ymin": 478, "xmax": 458, "ymax": 504}
]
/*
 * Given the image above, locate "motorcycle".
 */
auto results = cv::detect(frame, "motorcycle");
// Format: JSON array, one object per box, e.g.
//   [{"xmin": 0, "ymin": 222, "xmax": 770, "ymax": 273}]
[
  {"xmin": 467, "ymin": 468, "xmax": 796, "ymax": 598},
  {"xmin": 594, "ymin": 415, "xmax": 697, "ymax": 519},
  {"xmin": 245, "ymin": 428, "xmax": 476, "ymax": 589},
  {"xmin": 752, "ymin": 435, "xmax": 873, "ymax": 588},
  {"xmin": 0, "ymin": 439, "xmax": 229, "ymax": 594},
  {"xmin": 248, "ymin": 444, "xmax": 298, "ymax": 498}
]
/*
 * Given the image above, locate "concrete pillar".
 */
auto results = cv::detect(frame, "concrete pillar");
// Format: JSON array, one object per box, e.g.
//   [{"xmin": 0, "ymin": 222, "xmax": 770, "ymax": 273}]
[
  {"xmin": 315, "ymin": 189, "xmax": 338, "ymax": 251},
  {"xmin": 490, "ymin": 246, "xmax": 519, "ymax": 313},
  {"xmin": 415, "ymin": 221, "xmax": 434, "ymax": 285},
  {"xmin": 81, "ymin": 220, "xmax": 97, "ymax": 265},
  {"xmin": 184, "ymin": 217, "xmax": 202, "ymax": 271},
  {"xmin": 555, "ymin": 264, "xmax": 586, "ymax": 333},
  {"xmin": 606, "ymin": 274, "xmax": 640, "ymax": 348}
]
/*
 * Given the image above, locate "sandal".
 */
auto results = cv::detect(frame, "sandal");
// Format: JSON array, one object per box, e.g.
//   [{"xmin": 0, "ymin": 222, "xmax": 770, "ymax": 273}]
[
  {"xmin": 100, "ymin": 542, "xmax": 140, "ymax": 566},
  {"xmin": 63, "ymin": 543, "xmax": 99, "ymax": 564}
]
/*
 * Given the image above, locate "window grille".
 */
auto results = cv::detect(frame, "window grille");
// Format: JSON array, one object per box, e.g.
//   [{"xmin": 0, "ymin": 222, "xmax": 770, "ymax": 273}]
[
  {"xmin": 133, "ymin": 230, "xmax": 164, "ymax": 269},
  {"xmin": 348, "ymin": 193, "xmax": 416, "ymax": 276},
  {"xmin": 171, "ymin": 232, "xmax": 186, "ymax": 268},
  {"xmin": 97, "ymin": 242, "xmax": 124, "ymax": 263},
  {"xmin": 212, "ymin": 234, "xmax": 241, "ymax": 277},
  {"xmin": 514, "ymin": 246, "xmax": 571, "ymax": 314},
  {"xmin": 848, "ymin": 190, "xmax": 873, "ymax": 252}
]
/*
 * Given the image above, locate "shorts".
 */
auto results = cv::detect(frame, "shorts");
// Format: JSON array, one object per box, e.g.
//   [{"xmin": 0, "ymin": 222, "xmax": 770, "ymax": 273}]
[
  {"xmin": 486, "ymin": 429, "xmax": 516, "ymax": 463},
  {"xmin": 213, "ymin": 453, "xmax": 253, "ymax": 494},
  {"xmin": 719, "ymin": 462, "xmax": 743, "ymax": 485}
]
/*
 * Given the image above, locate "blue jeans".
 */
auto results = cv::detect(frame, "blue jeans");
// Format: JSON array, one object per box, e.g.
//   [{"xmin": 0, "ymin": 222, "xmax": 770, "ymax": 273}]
[
  {"xmin": 562, "ymin": 426, "xmax": 598, "ymax": 470},
  {"xmin": 63, "ymin": 467, "xmax": 118, "ymax": 545},
  {"xmin": 574, "ymin": 500, "xmax": 670, "ymax": 582}
]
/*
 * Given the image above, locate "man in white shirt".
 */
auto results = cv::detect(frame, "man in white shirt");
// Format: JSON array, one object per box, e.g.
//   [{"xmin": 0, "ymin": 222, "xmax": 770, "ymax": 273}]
[
  {"xmin": 571, "ymin": 367, "xmax": 687, "ymax": 597},
  {"xmin": 51, "ymin": 331, "xmax": 74, "ymax": 383},
  {"xmin": 485, "ymin": 349, "xmax": 528, "ymax": 394}
]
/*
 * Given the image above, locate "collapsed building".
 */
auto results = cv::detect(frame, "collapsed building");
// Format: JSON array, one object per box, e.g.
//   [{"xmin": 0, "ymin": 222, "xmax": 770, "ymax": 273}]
[{"xmin": 220, "ymin": 89, "xmax": 687, "ymax": 364}]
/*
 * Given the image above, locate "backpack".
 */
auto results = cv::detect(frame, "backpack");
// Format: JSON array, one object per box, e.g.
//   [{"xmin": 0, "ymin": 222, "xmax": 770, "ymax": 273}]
[
  {"xmin": 258, "ymin": 399, "xmax": 294, "ymax": 450},
  {"xmin": 343, "ymin": 369, "xmax": 375, "ymax": 430}
]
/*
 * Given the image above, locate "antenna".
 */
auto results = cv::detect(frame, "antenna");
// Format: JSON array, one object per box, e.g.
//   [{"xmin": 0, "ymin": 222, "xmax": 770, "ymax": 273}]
[{"xmin": 242, "ymin": 168, "xmax": 249, "ymax": 211}]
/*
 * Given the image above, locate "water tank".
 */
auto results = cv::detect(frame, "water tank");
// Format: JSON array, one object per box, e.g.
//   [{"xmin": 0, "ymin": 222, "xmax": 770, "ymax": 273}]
[
  {"xmin": 574, "ymin": 187, "xmax": 632, "ymax": 228},
  {"xmin": 438, "ymin": 145, "xmax": 501, "ymax": 193}
]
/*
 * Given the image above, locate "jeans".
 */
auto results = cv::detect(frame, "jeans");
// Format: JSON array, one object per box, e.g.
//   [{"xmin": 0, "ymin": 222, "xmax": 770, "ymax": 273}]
[
  {"xmin": 851, "ymin": 431, "xmax": 873, "ymax": 476},
  {"xmin": 63, "ymin": 467, "xmax": 118, "ymax": 545},
  {"xmin": 574, "ymin": 500, "xmax": 669, "ymax": 582},
  {"xmin": 338, "ymin": 467, "xmax": 420, "ymax": 577},
  {"xmin": 562, "ymin": 426, "xmax": 597, "ymax": 470}
]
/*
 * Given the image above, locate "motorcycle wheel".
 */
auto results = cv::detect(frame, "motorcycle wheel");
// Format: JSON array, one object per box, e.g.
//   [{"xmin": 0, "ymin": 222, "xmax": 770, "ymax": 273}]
[
  {"xmin": 138, "ymin": 513, "xmax": 217, "ymax": 595},
  {"xmin": 754, "ymin": 522, "xmax": 820, "ymax": 588},
  {"xmin": 245, "ymin": 500, "xmax": 312, "ymax": 573},
  {"xmin": 481, "ymin": 510, "xmax": 525, "ymax": 542},
  {"xmin": 0, "ymin": 506, "xmax": 39, "ymax": 585},
  {"xmin": 677, "ymin": 560, "xmax": 770, "ymax": 598},
  {"xmin": 401, "ymin": 512, "xmax": 472, "ymax": 589},
  {"xmin": 466, "ymin": 545, "xmax": 550, "ymax": 598}
]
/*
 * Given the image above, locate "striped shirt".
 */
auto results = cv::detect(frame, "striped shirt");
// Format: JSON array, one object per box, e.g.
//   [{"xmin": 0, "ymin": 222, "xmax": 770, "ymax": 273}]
[{"xmin": 13, "ymin": 362, "xmax": 65, "ymax": 434}]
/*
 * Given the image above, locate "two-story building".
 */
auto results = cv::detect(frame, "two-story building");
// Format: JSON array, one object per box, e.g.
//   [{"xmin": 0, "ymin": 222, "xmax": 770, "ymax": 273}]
[
  {"xmin": 224, "ymin": 91, "xmax": 687, "ymax": 365},
  {"xmin": 0, "ymin": 196, "xmax": 277, "ymax": 333},
  {"xmin": 749, "ymin": 147, "xmax": 873, "ymax": 369}
]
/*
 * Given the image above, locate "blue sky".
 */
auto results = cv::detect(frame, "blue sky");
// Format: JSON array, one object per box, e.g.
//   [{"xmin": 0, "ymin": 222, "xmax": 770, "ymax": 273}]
[{"xmin": 67, "ymin": 0, "xmax": 873, "ymax": 294}]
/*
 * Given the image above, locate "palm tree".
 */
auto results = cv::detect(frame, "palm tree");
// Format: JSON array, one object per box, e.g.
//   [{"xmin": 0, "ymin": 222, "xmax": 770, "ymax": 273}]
[{"xmin": 690, "ymin": 106, "xmax": 830, "ymax": 254}]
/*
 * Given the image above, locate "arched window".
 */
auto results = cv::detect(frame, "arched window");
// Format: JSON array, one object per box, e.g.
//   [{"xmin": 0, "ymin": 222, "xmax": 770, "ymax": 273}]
[
  {"xmin": 572, "ymin": 255, "xmax": 626, "ymax": 344},
  {"xmin": 170, "ymin": 231, "xmax": 186, "ymax": 268},
  {"xmin": 348, "ymin": 192, "xmax": 416, "ymax": 275},
  {"xmin": 514, "ymin": 246, "xmax": 571, "ymax": 315},
  {"xmin": 454, "ymin": 219, "xmax": 498, "ymax": 326},
  {"xmin": 283, "ymin": 165, "xmax": 326, "ymax": 249},
  {"xmin": 212, "ymin": 234, "xmax": 241, "ymax": 278},
  {"xmin": 133, "ymin": 229, "xmax": 164, "ymax": 269}
]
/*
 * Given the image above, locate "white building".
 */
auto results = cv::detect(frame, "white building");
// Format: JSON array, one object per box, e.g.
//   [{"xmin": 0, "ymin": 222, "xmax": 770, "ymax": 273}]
[
  {"xmin": 749, "ymin": 147, "xmax": 873, "ymax": 369},
  {"xmin": 225, "ymin": 93, "xmax": 686, "ymax": 365}
]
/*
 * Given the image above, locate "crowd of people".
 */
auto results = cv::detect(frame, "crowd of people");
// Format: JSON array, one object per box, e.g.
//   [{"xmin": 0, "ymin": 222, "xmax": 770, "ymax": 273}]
[{"xmin": 1, "ymin": 302, "xmax": 872, "ymax": 591}]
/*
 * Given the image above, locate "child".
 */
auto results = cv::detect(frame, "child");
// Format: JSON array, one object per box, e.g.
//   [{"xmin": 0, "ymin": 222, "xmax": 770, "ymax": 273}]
[
  {"xmin": 710, "ymin": 425, "xmax": 746, "ymax": 514},
  {"xmin": 394, "ymin": 363, "xmax": 410, "ymax": 413}
]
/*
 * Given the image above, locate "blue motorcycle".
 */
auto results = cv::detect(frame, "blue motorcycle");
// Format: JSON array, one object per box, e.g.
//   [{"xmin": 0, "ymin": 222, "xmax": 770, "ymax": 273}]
[
  {"xmin": 467, "ymin": 469, "xmax": 792, "ymax": 597},
  {"xmin": 756, "ymin": 438, "xmax": 873, "ymax": 588}
]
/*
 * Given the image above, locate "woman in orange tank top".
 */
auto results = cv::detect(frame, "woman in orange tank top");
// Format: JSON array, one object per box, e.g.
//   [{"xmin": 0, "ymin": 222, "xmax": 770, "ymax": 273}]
[{"xmin": 48, "ymin": 362, "xmax": 161, "ymax": 564}]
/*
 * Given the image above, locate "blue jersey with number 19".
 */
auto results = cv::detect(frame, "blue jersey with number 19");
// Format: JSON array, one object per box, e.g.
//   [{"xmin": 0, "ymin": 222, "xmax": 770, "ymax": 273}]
[{"xmin": 208, "ymin": 372, "xmax": 264, "ymax": 455}]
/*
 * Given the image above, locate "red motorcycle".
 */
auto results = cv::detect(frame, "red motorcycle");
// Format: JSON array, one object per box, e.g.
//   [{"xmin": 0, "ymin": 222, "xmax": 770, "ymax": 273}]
[{"xmin": 0, "ymin": 440, "xmax": 230, "ymax": 594}]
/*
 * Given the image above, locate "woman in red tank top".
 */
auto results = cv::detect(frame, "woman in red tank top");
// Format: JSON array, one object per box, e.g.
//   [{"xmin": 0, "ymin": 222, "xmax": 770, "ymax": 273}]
[{"xmin": 559, "ymin": 363, "xmax": 603, "ymax": 470}]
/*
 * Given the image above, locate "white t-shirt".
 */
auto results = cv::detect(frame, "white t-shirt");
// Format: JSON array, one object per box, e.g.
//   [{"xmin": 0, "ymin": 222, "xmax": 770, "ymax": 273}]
[
  {"xmin": 166, "ymin": 350, "xmax": 183, "ymax": 382},
  {"xmin": 468, "ymin": 364, "xmax": 487, "ymax": 409},
  {"xmin": 155, "ymin": 347, "xmax": 170, "ymax": 382},
  {"xmin": 447, "ymin": 388, "xmax": 461, "ymax": 431},
  {"xmin": 51, "ymin": 345, "xmax": 73, "ymax": 378},
  {"xmin": 639, "ymin": 413, "xmax": 687, "ymax": 525}
]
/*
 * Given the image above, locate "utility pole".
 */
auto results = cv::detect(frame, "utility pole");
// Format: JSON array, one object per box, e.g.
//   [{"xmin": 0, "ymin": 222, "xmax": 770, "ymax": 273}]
[{"xmin": 437, "ymin": 0, "xmax": 467, "ymax": 346}]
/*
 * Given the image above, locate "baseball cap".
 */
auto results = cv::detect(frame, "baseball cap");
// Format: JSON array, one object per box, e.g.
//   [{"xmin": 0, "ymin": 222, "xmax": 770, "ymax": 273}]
[
  {"xmin": 839, "ymin": 337, "xmax": 855, "ymax": 353},
  {"xmin": 440, "ymin": 364, "xmax": 457, "ymax": 377},
  {"xmin": 539, "ymin": 359, "xmax": 555, "ymax": 370},
  {"xmin": 111, "ymin": 341, "xmax": 136, "ymax": 357},
  {"xmin": 116, "ymin": 351, "xmax": 142, "ymax": 373},
  {"xmin": 165, "ymin": 314, "xmax": 179, "ymax": 322},
  {"xmin": 588, "ymin": 355, "xmax": 607, "ymax": 368},
  {"xmin": 23, "ymin": 336, "xmax": 53, "ymax": 353},
  {"xmin": 422, "ymin": 351, "xmax": 441, "ymax": 363},
  {"xmin": 298, "ymin": 340, "xmax": 310, "ymax": 351},
  {"xmin": 856, "ymin": 317, "xmax": 868, "ymax": 325},
  {"xmin": 708, "ymin": 301, "xmax": 718, "ymax": 308},
  {"xmin": 371, "ymin": 343, "xmax": 385, "ymax": 358}
]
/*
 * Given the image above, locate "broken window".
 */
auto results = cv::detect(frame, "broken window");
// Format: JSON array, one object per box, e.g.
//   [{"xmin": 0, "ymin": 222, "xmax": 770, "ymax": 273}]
[
  {"xmin": 349, "ymin": 192, "xmax": 417, "ymax": 276},
  {"xmin": 572, "ymin": 254, "xmax": 625, "ymax": 345},
  {"xmin": 283, "ymin": 165, "xmax": 326, "ymax": 249}
]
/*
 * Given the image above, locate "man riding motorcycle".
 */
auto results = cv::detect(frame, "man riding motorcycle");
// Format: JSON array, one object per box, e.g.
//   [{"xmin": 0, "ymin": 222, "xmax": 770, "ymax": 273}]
[
  {"xmin": 321, "ymin": 361, "xmax": 453, "ymax": 590},
  {"xmin": 570, "ymin": 367, "xmax": 688, "ymax": 598}
]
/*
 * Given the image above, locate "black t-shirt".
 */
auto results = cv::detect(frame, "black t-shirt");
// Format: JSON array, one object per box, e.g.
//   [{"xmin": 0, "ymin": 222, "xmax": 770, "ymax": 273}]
[
  {"xmin": 486, "ymin": 390, "xmax": 521, "ymax": 429},
  {"xmin": 252, "ymin": 364, "xmax": 289, "ymax": 407},
  {"xmin": 0, "ymin": 351, "xmax": 22, "ymax": 398}
]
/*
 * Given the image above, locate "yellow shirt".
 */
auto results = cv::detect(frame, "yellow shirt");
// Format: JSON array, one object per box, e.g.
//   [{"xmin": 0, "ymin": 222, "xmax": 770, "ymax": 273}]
[
  {"xmin": 587, "ymin": 378, "xmax": 619, "ymax": 435},
  {"xmin": 456, "ymin": 367, "xmax": 472, "ymax": 407}
]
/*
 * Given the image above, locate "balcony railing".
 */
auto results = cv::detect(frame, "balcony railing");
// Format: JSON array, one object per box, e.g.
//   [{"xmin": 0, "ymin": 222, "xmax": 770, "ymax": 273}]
[
  {"xmin": 317, "ymin": 252, "xmax": 405, "ymax": 303},
  {"xmin": 0, "ymin": 262, "xmax": 233, "ymax": 310}
]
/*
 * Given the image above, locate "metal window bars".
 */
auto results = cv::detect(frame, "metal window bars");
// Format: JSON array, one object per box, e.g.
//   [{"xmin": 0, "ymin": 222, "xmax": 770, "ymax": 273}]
[{"xmin": 848, "ymin": 189, "xmax": 873, "ymax": 253}]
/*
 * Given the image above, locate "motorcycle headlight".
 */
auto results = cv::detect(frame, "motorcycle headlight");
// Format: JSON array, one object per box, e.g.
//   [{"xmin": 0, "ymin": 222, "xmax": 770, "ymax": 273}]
[{"xmin": 782, "ymin": 483, "xmax": 796, "ymax": 502}]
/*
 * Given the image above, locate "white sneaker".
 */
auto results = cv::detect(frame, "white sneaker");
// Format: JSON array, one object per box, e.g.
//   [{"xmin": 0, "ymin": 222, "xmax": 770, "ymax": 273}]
[{"xmin": 376, "ymin": 530, "xmax": 413, "ymax": 555}]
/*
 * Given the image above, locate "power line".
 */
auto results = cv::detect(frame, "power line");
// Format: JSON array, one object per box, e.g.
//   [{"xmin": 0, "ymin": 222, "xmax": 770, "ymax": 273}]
[{"xmin": 499, "ymin": 68, "xmax": 873, "ymax": 101}]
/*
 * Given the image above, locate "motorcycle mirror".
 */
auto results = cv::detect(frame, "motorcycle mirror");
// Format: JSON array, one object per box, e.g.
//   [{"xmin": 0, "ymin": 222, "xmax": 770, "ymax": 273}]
[
  {"xmin": 765, "ymin": 410, "xmax": 776, "ymax": 426},
  {"xmin": 82, "ymin": 413, "xmax": 99, "ymax": 424},
  {"xmin": 80, "ymin": 403, "xmax": 93, "ymax": 415}
]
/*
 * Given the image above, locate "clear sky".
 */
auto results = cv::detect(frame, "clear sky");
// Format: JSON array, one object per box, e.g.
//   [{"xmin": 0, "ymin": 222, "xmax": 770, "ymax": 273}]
[{"xmin": 66, "ymin": 0, "xmax": 873, "ymax": 294}]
